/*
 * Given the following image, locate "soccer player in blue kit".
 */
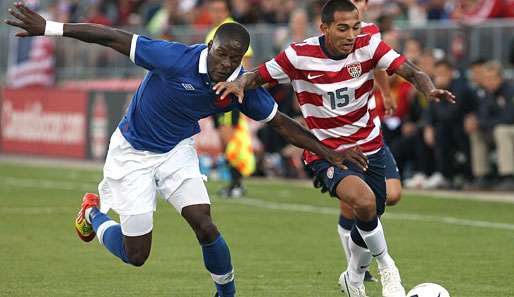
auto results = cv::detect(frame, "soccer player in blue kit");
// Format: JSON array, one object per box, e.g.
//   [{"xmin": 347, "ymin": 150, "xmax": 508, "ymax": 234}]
[{"xmin": 4, "ymin": 2, "xmax": 371, "ymax": 297}]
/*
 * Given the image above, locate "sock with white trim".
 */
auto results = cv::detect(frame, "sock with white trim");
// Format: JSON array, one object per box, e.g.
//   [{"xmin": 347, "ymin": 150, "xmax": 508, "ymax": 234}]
[
  {"xmin": 202, "ymin": 235, "xmax": 235, "ymax": 297},
  {"xmin": 356, "ymin": 217, "xmax": 395, "ymax": 269},
  {"xmin": 89, "ymin": 208, "xmax": 129, "ymax": 264},
  {"xmin": 347, "ymin": 237, "xmax": 372, "ymax": 287},
  {"xmin": 337, "ymin": 214, "xmax": 354, "ymax": 263}
]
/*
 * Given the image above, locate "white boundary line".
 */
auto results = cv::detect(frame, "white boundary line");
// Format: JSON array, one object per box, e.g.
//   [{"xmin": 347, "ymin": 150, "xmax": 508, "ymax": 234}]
[
  {"xmin": 225, "ymin": 197, "xmax": 514, "ymax": 231},
  {"xmin": 1, "ymin": 176, "xmax": 514, "ymax": 231}
]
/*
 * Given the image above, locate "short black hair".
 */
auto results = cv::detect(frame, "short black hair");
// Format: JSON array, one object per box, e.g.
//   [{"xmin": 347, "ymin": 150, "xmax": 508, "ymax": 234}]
[
  {"xmin": 321, "ymin": 0, "xmax": 358, "ymax": 24},
  {"xmin": 470, "ymin": 57, "xmax": 488, "ymax": 67},
  {"xmin": 435, "ymin": 59, "xmax": 454, "ymax": 69},
  {"xmin": 213, "ymin": 22, "xmax": 250, "ymax": 51}
]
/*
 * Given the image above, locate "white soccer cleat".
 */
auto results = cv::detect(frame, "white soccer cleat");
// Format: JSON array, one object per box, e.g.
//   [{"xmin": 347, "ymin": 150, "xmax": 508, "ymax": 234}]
[
  {"xmin": 378, "ymin": 266, "xmax": 406, "ymax": 297},
  {"xmin": 339, "ymin": 271, "xmax": 370, "ymax": 297}
]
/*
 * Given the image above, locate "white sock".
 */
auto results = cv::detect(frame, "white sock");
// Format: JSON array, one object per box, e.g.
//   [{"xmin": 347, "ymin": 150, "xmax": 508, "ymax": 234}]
[
  {"xmin": 85, "ymin": 207, "xmax": 93, "ymax": 224},
  {"xmin": 347, "ymin": 237, "xmax": 372, "ymax": 287},
  {"xmin": 337, "ymin": 224, "xmax": 352, "ymax": 262},
  {"xmin": 356, "ymin": 219, "xmax": 395, "ymax": 269}
]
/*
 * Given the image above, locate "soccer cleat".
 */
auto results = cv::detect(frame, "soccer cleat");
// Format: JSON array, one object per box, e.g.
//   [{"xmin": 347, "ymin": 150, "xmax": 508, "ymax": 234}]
[
  {"xmin": 74, "ymin": 192, "xmax": 100, "ymax": 242},
  {"xmin": 339, "ymin": 271, "xmax": 369, "ymax": 297},
  {"xmin": 378, "ymin": 266, "xmax": 406, "ymax": 297},
  {"xmin": 364, "ymin": 270, "xmax": 378, "ymax": 282}
]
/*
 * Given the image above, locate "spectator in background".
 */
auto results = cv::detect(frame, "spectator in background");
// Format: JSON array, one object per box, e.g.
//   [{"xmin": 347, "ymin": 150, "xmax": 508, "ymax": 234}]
[
  {"xmin": 426, "ymin": 0, "xmax": 451, "ymax": 20},
  {"xmin": 205, "ymin": 0, "xmax": 253, "ymax": 68},
  {"xmin": 422, "ymin": 60, "xmax": 474, "ymax": 188},
  {"xmin": 468, "ymin": 57, "xmax": 487, "ymax": 90},
  {"xmin": 397, "ymin": 50, "xmax": 437, "ymax": 188},
  {"xmin": 452, "ymin": 0, "xmax": 514, "ymax": 23},
  {"xmin": 85, "ymin": 2, "xmax": 112, "ymax": 26},
  {"xmin": 402, "ymin": 37, "xmax": 423, "ymax": 62},
  {"xmin": 464, "ymin": 61, "xmax": 514, "ymax": 190},
  {"xmin": 274, "ymin": 8, "xmax": 311, "ymax": 52},
  {"xmin": 146, "ymin": 0, "xmax": 187, "ymax": 38},
  {"xmin": 231, "ymin": 0, "xmax": 259, "ymax": 24}
]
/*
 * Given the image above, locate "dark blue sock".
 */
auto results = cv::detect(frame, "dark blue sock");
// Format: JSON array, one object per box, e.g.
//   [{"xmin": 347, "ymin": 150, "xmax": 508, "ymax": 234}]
[
  {"xmin": 202, "ymin": 235, "xmax": 235, "ymax": 297},
  {"xmin": 351, "ymin": 216, "xmax": 379, "ymax": 249},
  {"xmin": 338, "ymin": 214, "xmax": 355, "ymax": 231},
  {"xmin": 90, "ymin": 208, "xmax": 129, "ymax": 264},
  {"xmin": 355, "ymin": 216, "xmax": 378, "ymax": 232},
  {"xmin": 350, "ymin": 226, "xmax": 368, "ymax": 249}
]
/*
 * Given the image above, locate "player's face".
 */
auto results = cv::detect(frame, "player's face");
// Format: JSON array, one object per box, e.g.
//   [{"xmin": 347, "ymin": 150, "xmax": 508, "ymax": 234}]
[
  {"xmin": 351, "ymin": 0, "xmax": 367, "ymax": 16},
  {"xmin": 207, "ymin": 39, "xmax": 246, "ymax": 83},
  {"xmin": 320, "ymin": 10, "xmax": 361, "ymax": 56},
  {"xmin": 433, "ymin": 65, "xmax": 453, "ymax": 88}
]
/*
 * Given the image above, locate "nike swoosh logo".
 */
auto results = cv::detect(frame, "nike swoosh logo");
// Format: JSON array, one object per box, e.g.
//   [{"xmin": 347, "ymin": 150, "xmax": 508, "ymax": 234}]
[{"xmin": 307, "ymin": 73, "xmax": 324, "ymax": 79}]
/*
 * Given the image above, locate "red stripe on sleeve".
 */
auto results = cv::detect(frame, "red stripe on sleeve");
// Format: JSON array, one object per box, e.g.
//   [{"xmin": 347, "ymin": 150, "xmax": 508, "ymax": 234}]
[
  {"xmin": 386, "ymin": 55, "xmax": 407, "ymax": 75},
  {"xmin": 258, "ymin": 64, "xmax": 277, "ymax": 84}
]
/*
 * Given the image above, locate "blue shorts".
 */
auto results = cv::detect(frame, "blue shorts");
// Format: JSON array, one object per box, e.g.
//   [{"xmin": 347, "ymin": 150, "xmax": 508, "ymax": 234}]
[
  {"xmin": 309, "ymin": 148, "xmax": 387, "ymax": 216},
  {"xmin": 384, "ymin": 144, "xmax": 400, "ymax": 180}
]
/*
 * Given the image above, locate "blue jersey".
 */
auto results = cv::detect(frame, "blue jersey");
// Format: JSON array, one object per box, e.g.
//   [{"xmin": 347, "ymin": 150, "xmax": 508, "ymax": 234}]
[{"xmin": 119, "ymin": 35, "xmax": 278, "ymax": 153}]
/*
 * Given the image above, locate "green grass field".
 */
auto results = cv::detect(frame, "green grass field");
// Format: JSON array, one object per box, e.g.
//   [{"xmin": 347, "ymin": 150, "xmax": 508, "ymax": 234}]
[{"xmin": 1, "ymin": 161, "xmax": 513, "ymax": 297}]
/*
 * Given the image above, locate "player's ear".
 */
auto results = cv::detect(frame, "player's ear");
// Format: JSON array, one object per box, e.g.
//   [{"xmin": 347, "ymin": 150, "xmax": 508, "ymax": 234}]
[
  {"xmin": 320, "ymin": 23, "xmax": 328, "ymax": 34},
  {"xmin": 207, "ymin": 40, "xmax": 213, "ymax": 51}
]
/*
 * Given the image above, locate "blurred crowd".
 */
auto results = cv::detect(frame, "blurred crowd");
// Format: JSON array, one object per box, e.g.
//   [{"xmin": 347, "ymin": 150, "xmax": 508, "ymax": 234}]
[
  {"xmin": 23, "ymin": 0, "xmax": 514, "ymax": 190},
  {"xmin": 40, "ymin": 0, "xmax": 514, "ymax": 35}
]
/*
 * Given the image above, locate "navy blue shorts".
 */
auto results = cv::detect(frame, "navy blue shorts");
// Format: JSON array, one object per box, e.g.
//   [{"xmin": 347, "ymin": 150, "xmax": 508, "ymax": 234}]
[
  {"xmin": 309, "ymin": 148, "xmax": 387, "ymax": 216},
  {"xmin": 383, "ymin": 144, "xmax": 401, "ymax": 180}
]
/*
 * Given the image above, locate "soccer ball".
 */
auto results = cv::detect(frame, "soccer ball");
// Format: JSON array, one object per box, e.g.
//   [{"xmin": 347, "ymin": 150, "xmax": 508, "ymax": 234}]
[{"xmin": 407, "ymin": 283, "xmax": 450, "ymax": 297}]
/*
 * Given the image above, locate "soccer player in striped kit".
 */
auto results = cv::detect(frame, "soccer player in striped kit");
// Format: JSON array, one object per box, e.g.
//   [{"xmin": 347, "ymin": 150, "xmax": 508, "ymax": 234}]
[
  {"xmin": 335, "ymin": 0, "xmax": 404, "ymax": 284},
  {"xmin": 214, "ymin": 1, "xmax": 455, "ymax": 296}
]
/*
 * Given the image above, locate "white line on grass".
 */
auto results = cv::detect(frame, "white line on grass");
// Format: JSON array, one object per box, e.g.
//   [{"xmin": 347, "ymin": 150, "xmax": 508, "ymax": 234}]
[
  {"xmin": 2, "ymin": 176, "xmax": 514, "ymax": 231},
  {"xmin": 0, "ymin": 176, "xmax": 96, "ymax": 192},
  {"xmin": 226, "ymin": 197, "xmax": 514, "ymax": 231}
]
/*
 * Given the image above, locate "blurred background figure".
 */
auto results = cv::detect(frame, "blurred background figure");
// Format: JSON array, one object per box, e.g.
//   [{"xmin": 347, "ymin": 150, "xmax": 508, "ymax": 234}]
[
  {"xmin": 205, "ymin": 0, "xmax": 256, "ymax": 198},
  {"xmin": 0, "ymin": 0, "xmax": 513, "ymax": 192},
  {"xmin": 464, "ymin": 61, "xmax": 514, "ymax": 190}
]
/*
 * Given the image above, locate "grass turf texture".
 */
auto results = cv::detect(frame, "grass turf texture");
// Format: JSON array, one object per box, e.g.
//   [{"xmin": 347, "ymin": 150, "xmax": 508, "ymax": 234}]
[{"xmin": 0, "ymin": 162, "xmax": 513, "ymax": 297}]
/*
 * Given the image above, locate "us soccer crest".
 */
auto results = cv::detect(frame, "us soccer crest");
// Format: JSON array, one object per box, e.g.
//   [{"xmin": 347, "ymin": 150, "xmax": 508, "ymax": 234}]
[
  {"xmin": 327, "ymin": 166, "xmax": 335, "ymax": 179},
  {"xmin": 347, "ymin": 63, "xmax": 362, "ymax": 78}
]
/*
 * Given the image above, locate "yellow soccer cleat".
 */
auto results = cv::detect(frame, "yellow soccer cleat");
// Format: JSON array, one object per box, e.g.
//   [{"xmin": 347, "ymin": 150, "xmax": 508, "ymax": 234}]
[{"xmin": 74, "ymin": 193, "xmax": 100, "ymax": 242}]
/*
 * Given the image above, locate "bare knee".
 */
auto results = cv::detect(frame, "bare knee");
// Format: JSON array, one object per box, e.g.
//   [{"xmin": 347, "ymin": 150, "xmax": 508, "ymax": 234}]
[
  {"xmin": 352, "ymin": 193, "xmax": 376, "ymax": 221},
  {"xmin": 127, "ymin": 251, "xmax": 149, "ymax": 267},
  {"xmin": 386, "ymin": 180, "xmax": 402, "ymax": 206},
  {"xmin": 124, "ymin": 233, "xmax": 152, "ymax": 267},
  {"xmin": 194, "ymin": 220, "xmax": 220, "ymax": 244},
  {"xmin": 337, "ymin": 177, "xmax": 376, "ymax": 221}
]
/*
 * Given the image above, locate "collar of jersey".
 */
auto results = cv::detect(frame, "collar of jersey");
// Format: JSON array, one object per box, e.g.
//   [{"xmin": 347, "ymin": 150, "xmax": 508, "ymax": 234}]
[
  {"xmin": 319, "ymin": 35, "xmax": 348, "ymax": 61},
  {"xmin": 198, "ymin": 48, "xmax": 243, "ymax": 82}
]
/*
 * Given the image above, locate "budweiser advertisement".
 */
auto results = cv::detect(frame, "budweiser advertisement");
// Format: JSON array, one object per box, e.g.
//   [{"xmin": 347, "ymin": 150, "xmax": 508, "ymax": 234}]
[{"xmin": 1, "ymin": 88, "xmax": 88, "ymax": 158}]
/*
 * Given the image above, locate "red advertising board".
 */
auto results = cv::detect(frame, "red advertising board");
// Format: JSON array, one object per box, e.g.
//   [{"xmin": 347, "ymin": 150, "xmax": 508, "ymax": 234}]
[{"xmin": 1, "ymin": 88, "xmax": 87, "ymax": 158}]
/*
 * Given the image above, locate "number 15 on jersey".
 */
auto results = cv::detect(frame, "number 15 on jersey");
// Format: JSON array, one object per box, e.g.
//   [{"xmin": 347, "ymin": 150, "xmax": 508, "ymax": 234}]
[{"xmin": 325, "ymin": 87, "xmax": 355, "ymax": 110}]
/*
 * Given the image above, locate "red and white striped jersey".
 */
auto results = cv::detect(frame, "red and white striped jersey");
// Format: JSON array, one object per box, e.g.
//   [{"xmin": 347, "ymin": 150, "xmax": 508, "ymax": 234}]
[
  {"xmin": 361, "ymin": 21, "xmax": 381, "ymax": 38},
  {"xmin": 258, "ymin": 33, "xmax": 405, "ymax": 163}
]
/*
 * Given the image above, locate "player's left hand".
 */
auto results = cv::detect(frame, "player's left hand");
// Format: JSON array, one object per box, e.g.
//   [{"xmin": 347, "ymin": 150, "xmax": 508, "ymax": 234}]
[
  {"xmin": 213, "ymin": 81, "xmax": 245, "ymax": 103},
  {"xmin": 323, "ymin": 146, "xmax": 368, "ymax": 172},
  {"xmin": 3, "ymin": 2, "xmax": 46, "ymax": 37},
  {"xmin": 428, "ymin": 89, "xmax": 456, "ymax": 103}
]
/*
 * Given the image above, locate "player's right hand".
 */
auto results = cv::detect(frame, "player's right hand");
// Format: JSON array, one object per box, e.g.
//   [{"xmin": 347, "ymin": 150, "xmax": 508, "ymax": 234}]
[
  {"xmin": 4, "ymin": 2, "xmax": 46, "ymax": 37},
  {"xmin": 324, "ymin": 146, "xmax": 368, "ymax": 172},
  {"xmin": 213, "ymin": 80, "xmax": 245, "ymax": 103}
]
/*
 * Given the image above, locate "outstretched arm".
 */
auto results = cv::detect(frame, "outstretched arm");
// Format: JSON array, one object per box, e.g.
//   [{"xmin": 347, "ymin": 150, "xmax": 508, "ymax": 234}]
[
  {"xmin": 4, "ymin": 2, "xmax": 132, "ymax": 56},
  {"xmin": 267, "ymin": 112, "xmax": 368, "ymax": 171},
  {"xmin": 394, "ymin": 60, "xmax": 456, "ymax": 103}
]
